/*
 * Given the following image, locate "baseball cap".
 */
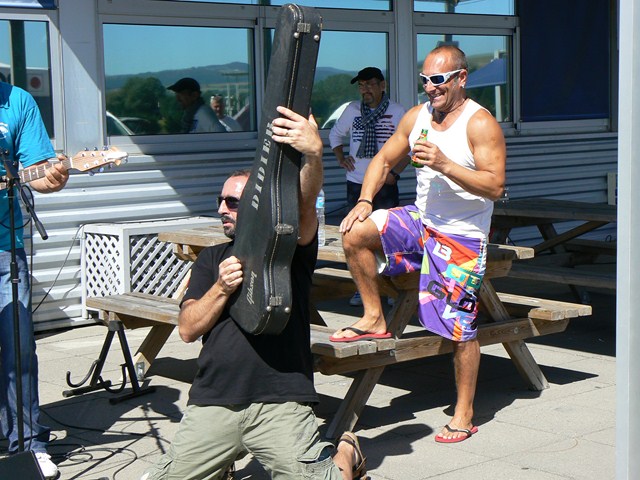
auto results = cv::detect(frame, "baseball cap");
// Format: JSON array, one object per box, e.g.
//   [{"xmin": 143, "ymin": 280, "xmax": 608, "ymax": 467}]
[
  {"xmin": 167, "ymin": 77, "xmax": 201, "ymax": 93},
  {"xmin": 350, "ymin": 67, "xmax": 385, "ymax": 84}
]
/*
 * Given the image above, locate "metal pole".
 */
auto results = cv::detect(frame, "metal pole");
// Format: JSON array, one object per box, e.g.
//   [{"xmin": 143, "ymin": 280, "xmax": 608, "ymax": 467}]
[{"xmin": 616, "ymin": 0, "xmax": 640, "ymax": 478}]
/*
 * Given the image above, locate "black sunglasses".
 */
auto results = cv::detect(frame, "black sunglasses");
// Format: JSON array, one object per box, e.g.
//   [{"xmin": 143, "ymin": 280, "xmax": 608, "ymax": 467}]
[{"xmin": 217, "ymin": 196, "xmax": 240, "ymax": 210}]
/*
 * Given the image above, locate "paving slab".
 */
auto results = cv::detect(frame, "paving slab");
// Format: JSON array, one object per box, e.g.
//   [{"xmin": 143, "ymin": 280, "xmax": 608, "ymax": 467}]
[{"xmin": 1, "ymin": 281, "xmax": 615, "ymax": 480}]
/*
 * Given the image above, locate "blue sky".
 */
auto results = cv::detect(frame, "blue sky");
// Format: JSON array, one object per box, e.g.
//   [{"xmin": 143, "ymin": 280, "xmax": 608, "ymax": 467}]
[
  {"xmin": 102, "ymin": 25, "xmax": 387, "ymax": 76},
  {"xmin": 0, "ymin": 21, "xmax": 49, "ymax": 67}
]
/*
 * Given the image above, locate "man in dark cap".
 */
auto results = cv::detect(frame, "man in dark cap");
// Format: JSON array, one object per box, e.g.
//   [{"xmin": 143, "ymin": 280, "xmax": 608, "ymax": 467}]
[
  {"xmin": 329, "ymin": 67, "xmax": 408, "ymax": 306},
  {"xmin": 167, "ymin": 77, "xmax": 225, "ymax": 133}
]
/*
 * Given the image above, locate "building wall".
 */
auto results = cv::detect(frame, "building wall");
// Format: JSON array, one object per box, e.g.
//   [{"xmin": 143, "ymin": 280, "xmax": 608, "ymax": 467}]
[
  {"xmin": 0, "ymin": 1, "xmax": 618, "ymax": 330},
  {"xmin": 29, "ymin": 131, "xmax": 618, "ymax": 330}
]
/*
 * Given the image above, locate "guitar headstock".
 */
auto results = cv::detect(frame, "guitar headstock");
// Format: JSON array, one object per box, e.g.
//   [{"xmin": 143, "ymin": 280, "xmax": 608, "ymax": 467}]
[{"xmin": 69, "ymin": 146, "xmax": 128, "ymax": 174}]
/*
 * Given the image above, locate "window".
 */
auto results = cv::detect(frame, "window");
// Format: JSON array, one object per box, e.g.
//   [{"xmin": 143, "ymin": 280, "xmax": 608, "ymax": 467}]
[
  {"xmin": 417, "ymin": 34, "xmax": 511, "ymax": 122},
  {"xmin": 262, "ymin": 28, "xmax": 388, "ymax": 130},
  {"xmin": 519, "ymin": 0, "xmax": 610, "ymax": 123},
  {"xmin": 0, "ymin": 19, "xmax": 53, "ymax": 136},
  {"xmin": 312, "ymin": 31, "xmax": 388, "ymax": 129},
  {"xmin": 414, "ymin": 0, "xmax": 513, "ymax": 15},
  {"xmin": 158, "ymin": 0, "xmax": 391, "ymax": 10},
  {"xmin": 103, "ymin": 23, "xmax": 255, "ymax": 135}
]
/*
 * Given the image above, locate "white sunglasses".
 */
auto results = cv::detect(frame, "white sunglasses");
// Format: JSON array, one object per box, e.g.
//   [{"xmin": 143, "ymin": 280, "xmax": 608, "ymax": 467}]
[{"xmin": 419, "ymin": 69, "xmax": 464, "ymax": 86}]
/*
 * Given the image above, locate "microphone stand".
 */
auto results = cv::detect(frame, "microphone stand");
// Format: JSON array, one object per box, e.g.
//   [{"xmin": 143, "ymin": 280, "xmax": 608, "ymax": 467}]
[{"xmin": 1, "ymin": 150, "xmax": 48, "ymax": 453}]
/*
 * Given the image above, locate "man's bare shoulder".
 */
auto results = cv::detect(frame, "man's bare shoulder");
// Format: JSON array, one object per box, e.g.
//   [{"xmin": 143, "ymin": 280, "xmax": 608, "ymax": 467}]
[{"xmin": 468, "ymin": 107, "xmax": 503, "ymax": 138}]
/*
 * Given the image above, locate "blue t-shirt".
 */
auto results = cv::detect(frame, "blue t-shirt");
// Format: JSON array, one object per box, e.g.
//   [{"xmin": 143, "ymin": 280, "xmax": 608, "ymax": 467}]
[{"xmin": 0, "ymin": 82, "xmax": 55, "ymax": 251}]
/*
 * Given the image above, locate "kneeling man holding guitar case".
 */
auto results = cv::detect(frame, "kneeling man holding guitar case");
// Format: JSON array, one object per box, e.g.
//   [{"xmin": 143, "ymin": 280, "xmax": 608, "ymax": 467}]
[
  {"xmin": 142, "ymin": 6, "xmax": 368, "ymax": 479},
  {"xmin": 140, "ymin": 107, "xmax": 367, "ymax": 480}
]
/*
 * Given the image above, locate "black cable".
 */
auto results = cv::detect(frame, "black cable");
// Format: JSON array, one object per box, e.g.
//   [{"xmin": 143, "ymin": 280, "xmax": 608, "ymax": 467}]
[
  {"xmin": 32, "ymin": 222, "xmax": 84, "ymax": 313},
  {"xmin": 40, "ymin": 408, "xmax": 168, "ymax": 480}
]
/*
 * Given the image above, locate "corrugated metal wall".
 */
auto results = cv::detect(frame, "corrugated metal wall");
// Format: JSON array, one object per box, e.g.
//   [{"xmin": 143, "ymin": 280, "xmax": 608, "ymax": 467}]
[{"xmin": 28, "ymin": 132, "xmax": 618, "ymax": 330}]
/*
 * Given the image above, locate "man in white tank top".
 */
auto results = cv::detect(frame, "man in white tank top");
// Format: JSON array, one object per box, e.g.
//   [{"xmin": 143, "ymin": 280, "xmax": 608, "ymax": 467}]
[{"xmin": 330, "ymin": 46, "xmax": 506, "ymax": 444}]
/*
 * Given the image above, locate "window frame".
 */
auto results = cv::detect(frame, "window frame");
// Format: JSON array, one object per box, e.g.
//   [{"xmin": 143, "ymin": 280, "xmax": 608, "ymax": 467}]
[{"xmin": 0, "ymin": 8, "xmax": 63, "ymax": 150}]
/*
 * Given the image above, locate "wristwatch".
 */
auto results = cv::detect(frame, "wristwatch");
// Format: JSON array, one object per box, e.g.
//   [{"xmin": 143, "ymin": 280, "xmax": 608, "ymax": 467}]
[{"xmin": 390, "ymin": 170, "xmax": 401, "ymax": 181}]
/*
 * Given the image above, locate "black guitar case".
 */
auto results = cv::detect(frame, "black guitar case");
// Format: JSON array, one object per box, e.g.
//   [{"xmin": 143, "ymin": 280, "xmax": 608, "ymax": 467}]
[{"xmin": 228, "ymin": 4, "xmax": 322, "ymax": 335}]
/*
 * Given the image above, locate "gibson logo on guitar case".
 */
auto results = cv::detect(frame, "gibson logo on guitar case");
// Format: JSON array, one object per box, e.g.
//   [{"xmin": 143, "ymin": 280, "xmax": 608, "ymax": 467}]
[{"xmin": 246, "ymin": 271, "xmax": 257, "ymax": 305}]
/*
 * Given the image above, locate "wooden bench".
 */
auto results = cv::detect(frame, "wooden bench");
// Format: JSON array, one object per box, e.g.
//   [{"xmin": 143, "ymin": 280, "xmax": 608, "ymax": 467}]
[
  {"xmin": 564, "ymin": 238, "xmax": 617, "ymax": 256},
  {"xmin": 507, "ymin": 263, "xmax": 616, "ymax": 290},
  {"xmin": 78, "ymin": 288, "xmax": 591, "ymax": 408}
]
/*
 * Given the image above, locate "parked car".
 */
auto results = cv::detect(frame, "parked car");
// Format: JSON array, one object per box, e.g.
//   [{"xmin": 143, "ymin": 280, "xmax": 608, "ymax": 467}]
[
  {"xmin": 120, "ymin": 116, "xmax": 153, "ymax": 135},
  {"xmin": 321, "ymin": 101, "xmax": 350, "ymax": 130},
  {"xmin": 106, "ymin": 111, "xmax": 134, "ymax": 136}
]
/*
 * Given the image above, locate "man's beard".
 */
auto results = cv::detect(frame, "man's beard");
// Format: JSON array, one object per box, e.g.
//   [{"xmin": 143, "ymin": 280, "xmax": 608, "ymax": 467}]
[{"xmin": 221, "ymin": 215, "xmax": 236, "ymax": 239}]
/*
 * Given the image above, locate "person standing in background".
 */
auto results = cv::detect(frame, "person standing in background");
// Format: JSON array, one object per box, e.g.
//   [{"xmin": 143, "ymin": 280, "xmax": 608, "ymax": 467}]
[
  {"xmin": 167, "ymin": 78, "xmax": 225, "ymax": 133},
  {"xmin": 210, "ymin": 95, "xmax": 242, "ymax": 132},
  {"xmin": 329, "ymin": 67, "xmax": 408, "ymax": 306}
]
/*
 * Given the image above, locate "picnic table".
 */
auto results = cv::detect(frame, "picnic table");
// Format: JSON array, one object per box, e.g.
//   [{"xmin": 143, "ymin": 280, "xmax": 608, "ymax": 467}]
[
  {"xmin": 79, "ymin": 223, "xmax": 591, "ymax": 439},
  {"xmin": 491, "ymin": 198, "xmax": 617, "ymax": 295}
]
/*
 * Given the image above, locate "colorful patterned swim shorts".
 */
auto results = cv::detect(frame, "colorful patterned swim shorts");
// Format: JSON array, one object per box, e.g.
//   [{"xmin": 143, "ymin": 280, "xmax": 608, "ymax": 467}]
[{"xmin": 369, "ymin": 205, "xmax": 487, "ymax": 342}]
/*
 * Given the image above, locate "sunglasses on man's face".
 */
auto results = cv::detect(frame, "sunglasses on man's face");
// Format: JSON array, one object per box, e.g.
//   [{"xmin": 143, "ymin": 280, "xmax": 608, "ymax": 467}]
[
  {"xmin": 217, "ymin": 196, "xmax": 240, "ymax": 210},
  {"xmin": 419, "ymin": 69, "xmax": 464, "ymax": 86}
]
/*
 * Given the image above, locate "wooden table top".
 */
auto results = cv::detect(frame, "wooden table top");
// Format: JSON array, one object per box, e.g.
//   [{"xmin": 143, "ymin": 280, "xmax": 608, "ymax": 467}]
[
  {"xmin": 158, "ymin": 223, "xmax": 534, "ymax": 263},
  {"xmin": 492, "ymin": 198, "xmax": 617, "ymax": 223}
]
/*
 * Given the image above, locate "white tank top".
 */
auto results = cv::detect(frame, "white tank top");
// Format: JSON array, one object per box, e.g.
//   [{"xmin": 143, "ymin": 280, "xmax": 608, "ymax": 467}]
[{"xmin": 409, "ymin": 99, "xmax": 493, "ymax": 238}]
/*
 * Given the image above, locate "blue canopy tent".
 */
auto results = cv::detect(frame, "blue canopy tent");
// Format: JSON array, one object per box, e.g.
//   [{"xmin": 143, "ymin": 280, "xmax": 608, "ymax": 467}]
[
  {"xmin": 466, "ymin": 57, "xmax": 507, "ymax": 121},
  {"xmin": 466, "ymin": 57, "xmax": 507, "ymax": 89}
]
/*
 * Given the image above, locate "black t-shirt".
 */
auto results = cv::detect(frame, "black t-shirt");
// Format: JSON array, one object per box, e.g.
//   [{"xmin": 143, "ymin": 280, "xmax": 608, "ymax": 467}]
[{"xmin": 184, "ymin": 239, "xmax": 319, "ymax": 405}]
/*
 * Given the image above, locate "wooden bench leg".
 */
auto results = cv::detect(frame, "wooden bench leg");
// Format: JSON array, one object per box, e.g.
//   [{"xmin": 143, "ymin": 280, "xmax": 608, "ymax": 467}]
[
  {"xmin": 502, "ymin": 340, "xmax": 548, "ymax": 390},
  {"xmin": 132, "ymin": 324, "xmax": 176, "ymax": 377},
  {"xmin": 324, "ymin": 290, "xmax": 418, "ymax": 440},
  {"xmin": 537, "ymin": 223, "xmax": 595, "ymax": 304},
  {"xmin": 479, "ymin": 282, "xmax": 549, "ymax": 391},
  {"xmin": 325, "ymin": 366, "xmax": 385, "ymax": 441}
]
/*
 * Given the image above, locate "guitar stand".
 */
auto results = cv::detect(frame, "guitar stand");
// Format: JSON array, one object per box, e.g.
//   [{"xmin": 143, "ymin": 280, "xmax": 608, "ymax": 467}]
[{"xmin": 63, "ymin": 320, "xmax": 156, "ymax": 404}]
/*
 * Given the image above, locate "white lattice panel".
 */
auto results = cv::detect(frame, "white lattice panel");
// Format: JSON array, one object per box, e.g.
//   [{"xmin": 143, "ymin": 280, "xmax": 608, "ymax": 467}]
[{"xmin": 81, "ymin": 217, "xmax": 217, "ymax": 318}]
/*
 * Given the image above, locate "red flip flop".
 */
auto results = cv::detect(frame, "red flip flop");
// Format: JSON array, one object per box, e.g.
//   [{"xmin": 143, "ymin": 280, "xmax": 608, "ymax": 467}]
[
  {"xmin": 435, "ymin": 424, "xmax": 479, "ymax": 443},
  {"xmin": 329, "ymin": 326, "xmax": 392, "ymax": 343}
]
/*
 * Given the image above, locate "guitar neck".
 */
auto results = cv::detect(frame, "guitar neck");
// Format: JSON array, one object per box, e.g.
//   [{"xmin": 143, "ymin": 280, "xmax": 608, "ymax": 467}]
[
  {"xmin": 17, "ymin": 158, "xmax": 71, "ymax": 184},
  {"xmin": 0, "ymin": 147, "xmax": 126, "ymax": 191}
]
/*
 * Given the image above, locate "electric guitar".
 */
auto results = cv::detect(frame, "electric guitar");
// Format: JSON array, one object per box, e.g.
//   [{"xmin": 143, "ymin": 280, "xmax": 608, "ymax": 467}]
[{"xmin": 0, "ymin": 146, "xmax": 127, "ymax": 190}]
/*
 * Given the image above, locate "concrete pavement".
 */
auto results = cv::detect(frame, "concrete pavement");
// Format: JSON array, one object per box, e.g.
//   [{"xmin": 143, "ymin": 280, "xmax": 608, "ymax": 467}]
[{"xmin": 2, "ymin": 279, "xmax": 615, "ymax": 479}]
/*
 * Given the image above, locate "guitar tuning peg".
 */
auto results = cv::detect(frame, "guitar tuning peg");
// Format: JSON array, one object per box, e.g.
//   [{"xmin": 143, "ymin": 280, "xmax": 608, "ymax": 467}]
[
  {"xmin": 88, "ymin": 171, "xmax": 95, "ymax": 176},
  {"xmin": 98, "ymin": 167, "xmax": 105, "ymax": 173}
]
